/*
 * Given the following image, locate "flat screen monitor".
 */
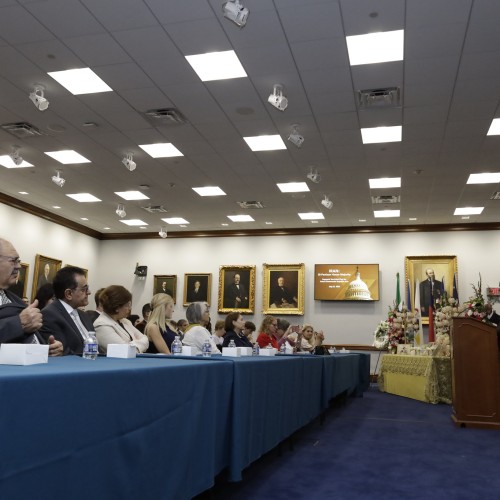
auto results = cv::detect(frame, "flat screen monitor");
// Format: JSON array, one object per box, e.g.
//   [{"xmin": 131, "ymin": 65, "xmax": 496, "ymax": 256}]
[{"xmin": 314, "ymin": 264, "xmax": 380, "ymax": 301}]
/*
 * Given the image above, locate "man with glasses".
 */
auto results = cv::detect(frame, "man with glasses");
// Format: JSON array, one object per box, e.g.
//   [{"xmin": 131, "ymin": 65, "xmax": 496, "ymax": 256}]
[
  {"xmin": 0, "ymin": 238, "xmax": 63, "ymax": 355},
  {"xmin": 39, "ymin": 266, "xmax": 94, "ymax": 355}
]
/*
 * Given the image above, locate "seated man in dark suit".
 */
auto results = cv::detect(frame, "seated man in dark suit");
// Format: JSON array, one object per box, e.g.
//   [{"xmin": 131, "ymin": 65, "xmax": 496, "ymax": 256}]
[
  {"xmin": 485, "ymin": 302, "xmax": 500, "ymax": 326},
  {"xmin": 270, "ymin": 276, "xmax": 297, "ymax": 308},
  {"xmin": 39, "ymin": 266, "xmax": 95, "ymax": 355},
  {"xmin": 224, "ymin": 273, "xmax": 248, "ymax": 308},
  {"xmin": 0, "ymin": 237, "xmax": 62, "ymax": 355}
]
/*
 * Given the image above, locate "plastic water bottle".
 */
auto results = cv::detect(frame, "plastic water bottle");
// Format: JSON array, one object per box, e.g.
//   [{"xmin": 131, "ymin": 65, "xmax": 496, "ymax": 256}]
[
  {"xmin": 280, "ymin": 342, "xmax": 286, "ymax": 354},
  {"xmin": 171, "ymin": 336, "xmax": 182, "ymax": 355},
  {"xmin": 202, "ymin": 338, "xmax": 212, "ymax": 357},
  {"xmin": 83, "ymin": 332, "xmax": 98, "ymax": 360},
  {"xmin": 252, "ymin": 343, "xmax": 260, "ymax": 356},
  {"xmin": 228, "ymin": 339, "xmax": 236, "ymax": 348}
]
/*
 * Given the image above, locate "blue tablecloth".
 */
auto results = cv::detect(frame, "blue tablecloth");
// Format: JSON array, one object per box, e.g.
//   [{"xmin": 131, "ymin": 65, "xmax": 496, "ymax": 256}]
[
  {"xmin": 0, "ymin": 356, "xmax": 233, "ymax": 500},
  {"xmin": 0, "ymin": 352, "xmax": 369, "ymax": 498}
]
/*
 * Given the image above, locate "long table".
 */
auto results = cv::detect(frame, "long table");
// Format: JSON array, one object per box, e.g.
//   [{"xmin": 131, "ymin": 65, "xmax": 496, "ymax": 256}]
[
  {"xmin": 378, "ymin": 354, "xmax": 452, "ymax": 404},
  {"xmin": 0, "ymin": 352, "xmax": 369, "ymax": 499}
]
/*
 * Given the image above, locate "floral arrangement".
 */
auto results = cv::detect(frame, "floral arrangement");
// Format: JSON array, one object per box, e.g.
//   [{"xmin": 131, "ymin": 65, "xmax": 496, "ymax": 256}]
[
  {"xmin": 457, "ymin": 274, "xmax": 490, "ymax": 322},
  {"xmin": 373, "ymin": 303, "xmax": 420, "ymax": 350}
]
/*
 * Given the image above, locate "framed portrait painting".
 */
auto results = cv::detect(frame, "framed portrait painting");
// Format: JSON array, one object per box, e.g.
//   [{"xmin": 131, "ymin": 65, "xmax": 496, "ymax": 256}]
[
  {"xmin": 10, "ymin": 263, "xmax": 29, "ymax": 300},
  {"xmin": 262, "ymin": 263, "xmax": 305, "ymax": 315},
  {"xmin": 183, "ymin": 273, "xmax": 212, "ymax": 306},
  {"xmin": 153, "ymin": 275, "xmax": 177, "ymax": 303},
  {"xmin": 405, "ymin": 255, "xmax": 458, "ymax": 324},
  {"xmin": 32, "ymin": 254, "xmax": 62, "ymax": 299},
  {"xmin": 218, "ymin": 265, "xmax": 256, "ymax": 313}
]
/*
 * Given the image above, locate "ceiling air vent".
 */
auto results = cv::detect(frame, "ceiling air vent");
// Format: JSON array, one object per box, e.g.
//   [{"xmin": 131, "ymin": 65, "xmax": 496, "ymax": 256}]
[
  {"xmin": 371, "ymin": 195, "xmax": 400, "ymax": 204},
  {"xmin": 144, "ymin": 108, "xmax": 188, "ymax": 125},
  {"xmin": 1, "ymin": 122, "xmax": 43, "ymax": 138},
  {"xmin": 490, "ymin": 191, "xmax": 500, "ymax": 200},
  {"xmin": 237, "ymin": 201, "xmax": 265, "ymax": 209},
  {"xmin": 357, "ymin": 87, "xmax": 401, "ymax": 109},
  {"xmin": 142, "ymin": 205, "xmax": 169, "ymax": 214}
]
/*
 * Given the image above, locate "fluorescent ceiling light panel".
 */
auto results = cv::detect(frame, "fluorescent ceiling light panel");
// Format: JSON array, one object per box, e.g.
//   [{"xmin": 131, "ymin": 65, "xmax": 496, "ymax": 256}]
[
  {"xmin": 454, "ymin": 207, "xmax": 484, "ymax": 215},
  {"xmin": 0, "ymin": 155, "xmax": 33, "ymax": 168},
  {"xmin": 114, "ymin": 191, "xmax": 150, "ymax": 201},
  {"xmin": 487, "ymin": 118, "xmax": 500, "ymax": 136},
  {"xmin": 277, "ymin": 182, "xmax": 310, "ymax": 193},
  {"xmin": 361, "ymin": 126, "xmax": 402, "ymax": 144},
  {"xmin": 185, "ymin": 50, "xmax": 247, "ymax": 81},
  {"xmin": 346, "ymin": 30, "xmax": 404, "ymax": 66},
  {"xmin": 369, "ymin": 177, "xmax": 401, "ymax": 189},
  {"xmin": 244, "ymin": 135, "xmax": 287, "ymax": 151},
  {"xmin": 119, "ymin": 219, "xmax": 148, "ymax": 226},
  {"xmin": 467, "ymin": 173, "xmax": 500, "ymax": 184},
  {"xmin": 48, "ymin": 68, "xmax": 112, "ymax": 95},
  {"xmin": 139, "ymin": 143, "xmax": 183, "ymax": 158},
  {"xmin": 66, "ymin": 193, "xmax": 101, "ymax": 202},
  {"xmin": 374, "ymin": 210, "xmax": 400, "ymax": 218},
  {"xmin": 161, "ymin": 217, "xmax": 190, "ymax": 225},
  {"xmin": 227, "ymin": 215, "xmax": 255, "ymax": 222},
  {"xmin": 192, "ymin": 186, "xmax": 226, "ymax": 196},
  {"xmin": 299, "ymin": 212, "xmax": 324, "ymax": 220},
  {"xmin": 45, "ymin": 150, "xmax": 90, "ymax": 164}
]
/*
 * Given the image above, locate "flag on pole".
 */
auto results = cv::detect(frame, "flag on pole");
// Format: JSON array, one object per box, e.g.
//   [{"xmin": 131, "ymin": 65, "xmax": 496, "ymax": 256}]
[
  {"xmin": 453, "ymin": 272, "xmax": 459, "ymax": 301},
  {"xmin": 406, "ymin": 278, "xmax": 412, "ymax": 311},
  {"xmin": 396, "ymin": 273, "xmax": 401, "ymax": 311},
  {"xmin": 428, "ymin": 291, "xmax": 435, "ymax": 343},
  {"xmin": 414, "ymin": 279, "xmax": 424, "ymax": 346}
]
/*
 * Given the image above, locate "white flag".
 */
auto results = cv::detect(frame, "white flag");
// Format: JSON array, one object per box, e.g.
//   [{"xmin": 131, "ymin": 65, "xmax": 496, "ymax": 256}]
[{"xmin": 414, "ymin": 278, "xmax": 424, "ymax": 346}]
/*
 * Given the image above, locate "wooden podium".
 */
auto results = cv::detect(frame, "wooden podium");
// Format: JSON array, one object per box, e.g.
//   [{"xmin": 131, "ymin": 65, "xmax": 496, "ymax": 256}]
[{"xmin": 451, "ymin": 317, "xmax": 500, "ymax": 429}]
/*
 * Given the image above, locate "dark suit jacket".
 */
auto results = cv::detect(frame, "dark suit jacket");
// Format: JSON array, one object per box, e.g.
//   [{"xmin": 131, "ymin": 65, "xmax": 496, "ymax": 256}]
[
  {"xmin": 224, "ymin": 283, "xmax": 248, "ymax": 308},
  {"xmin": 187, "ymin": 287, "xmax": 206, "ymax": 303},
  {"xmin": 0, "ymin": 289, "xmax": 44, "ymax": 344},
  {"xmin": 40, "ymin": 299, "xmax": 95, "ymax": 355},
  {"xmin": 419, "ymin": 279, "xmax": 442, "ymax": 316},
  {"xmin": 488, "ymin": 311, "xmax": 500, "ymax": 326},
  {"xmin": 270, "ymin": 285, "xmax": 297, "ymax": 308}
]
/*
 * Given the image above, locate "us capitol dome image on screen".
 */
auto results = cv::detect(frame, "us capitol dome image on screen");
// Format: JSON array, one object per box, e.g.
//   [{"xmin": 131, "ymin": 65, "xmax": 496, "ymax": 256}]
[{"xmin": 344, "ymin": 267, "xmax": 372, "ymax": 300}]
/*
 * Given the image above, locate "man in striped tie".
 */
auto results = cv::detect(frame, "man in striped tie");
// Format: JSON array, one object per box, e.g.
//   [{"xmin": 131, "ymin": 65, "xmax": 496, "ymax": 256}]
[{"xmin": 0, "ymin": 238, "xmax": 63, "ymax": 355}]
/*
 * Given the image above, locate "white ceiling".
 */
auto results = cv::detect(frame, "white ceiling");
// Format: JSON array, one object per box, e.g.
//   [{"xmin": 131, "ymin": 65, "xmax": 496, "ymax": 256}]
[{"xmin": 1, "ymin": 0, "xmax": 500, "ymax": 236}]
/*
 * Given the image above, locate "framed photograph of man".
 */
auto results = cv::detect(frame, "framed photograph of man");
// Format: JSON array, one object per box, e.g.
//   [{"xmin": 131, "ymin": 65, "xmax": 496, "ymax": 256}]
[
  {"xmin": 262, "ymin": 263, "xmax": 305, "ymax": 315},
  {"xmin": 183, "ymin": 273, "xmax": 211, "ymax": 306},
  {"xmin": 32, "ymin": 254, "xmax": 62, "ymax": 299},
  {"xmin": 218, "ymin": 265, "xmax": 256, "ymax": 313},
  {"xmin": 153, "ymin": 275, "xmax": 177, "ymax": 303},
  {"xmin": 10, "ymin": 262, "xmax": 29, "ymax": 300},
  {"xmin": 405, "ymin": 255, "xmax": 458, "ymax": 324}
]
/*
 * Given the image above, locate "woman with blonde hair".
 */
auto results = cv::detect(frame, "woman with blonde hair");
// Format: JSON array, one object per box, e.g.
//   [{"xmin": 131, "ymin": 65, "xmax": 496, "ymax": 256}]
[
  {"xmin": 146, "ymin": 293, "xmax": 178, "ymax": 354},
  {"xmin": 295, "ymin": 324, "xmax": 327, "ymax": 354},
  {"xmin": 256, "ymin": 315, "xmax": 279, "ymax": 349}
]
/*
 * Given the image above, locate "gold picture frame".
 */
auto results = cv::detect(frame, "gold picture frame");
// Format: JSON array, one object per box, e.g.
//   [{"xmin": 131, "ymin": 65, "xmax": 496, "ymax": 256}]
[
  {"xmin": 183, "ymin": 273, "xmax": 212, "ymax": 306},
  {"xmin": 153, "ymin": 275, "xmax": 177, "ymax": 303},
  {"xmin": 405, "ymin": 255, "xmax": 458, "ymax": 325},
  {"xmin": 11, "ymin": 263, "xmax": 29, "ymax": 300},
  {"xmin": 32, "ymin": 254, "xmax": 62, "ymax": 299},
  {"xmin": 262, "ymin": 263, "xmax": 305, "ymax": 315},
  {"xmin": 218, "ymin": 265, "xmax": 256, "ymax": 313}
]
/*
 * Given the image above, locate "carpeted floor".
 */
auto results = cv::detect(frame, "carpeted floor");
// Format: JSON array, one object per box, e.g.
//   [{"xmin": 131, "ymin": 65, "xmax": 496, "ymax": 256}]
[{"xmin": 199, "ymin": 386, "xmax": 500, "ymax": 499}]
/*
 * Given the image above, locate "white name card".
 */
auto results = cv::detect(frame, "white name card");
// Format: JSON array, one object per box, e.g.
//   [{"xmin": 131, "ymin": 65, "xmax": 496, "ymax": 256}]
[
  {"xmin": 238, "ymin": 347, "xmax": 253, "ymax": 357},
  {"xmin": 222, "ymin": 347, "xmax": 240, "ymax": 357},
  {"xmin": 107, "ymin": 344, "xmax": 136, "ymax": 359},
  {"xmin": 181, "ymin": 346, "xmax": 195, "ymax": 356},
  {"xmin": 0, "ymin": 343, "xmax": 49, "ymax": 365},
  {"xmin": 259, "ymin": 347, "xmax": 277, "ymax": 356}
]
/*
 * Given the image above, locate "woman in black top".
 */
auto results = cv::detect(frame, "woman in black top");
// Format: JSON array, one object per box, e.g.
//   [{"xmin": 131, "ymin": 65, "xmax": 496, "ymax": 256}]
[{"xmin": 222, "ymin": 311, "xmax": 253, "ymax": 348}]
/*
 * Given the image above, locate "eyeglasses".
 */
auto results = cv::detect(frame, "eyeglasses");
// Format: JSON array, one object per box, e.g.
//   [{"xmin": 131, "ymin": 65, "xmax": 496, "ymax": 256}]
[
  {"xmin": 71, "ymin": 285, "xmax": 90, "ymax": 293},
  {"xmin": 0, "ymin": 256, "xmax": 21, "ymax": 265}
]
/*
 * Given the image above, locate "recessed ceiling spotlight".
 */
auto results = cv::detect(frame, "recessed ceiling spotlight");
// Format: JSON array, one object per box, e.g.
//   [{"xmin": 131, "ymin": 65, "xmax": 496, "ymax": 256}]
[
  {"xmin": 122, "ymin": 152, "xmax": 136, "ymax": 171},
  {"xmin": 29, "ymin": 85, "xmax": 49, "ymax": 111},
  {"xmin": 222, "ymin": 0, "xmax": 249, "ymax": 27},
  {"xmin": 116, "ymin": 204, "xmax": 126, "ymax": 218},
  {"xmin": 287, "ymin": 124, "xmax": 304, "ymax": 148},
  {"xmin": 321, "ymin": 195, "xmax": 333, "ymax": 209},
  {"xmin": 9, "ymin": 147, "xmax": 23, "ymax": 166},
  {"xmin": 158, "ymin": 227, "xmax": 168, "ymax": 239},
  {"xmin": 268, "ymin": 84, "xmax": 288, "ymax": 111},
  {"xmin": 51, "ymin": 170, "xmax": 65, "ymax": 187},
  {"xmin": 307, "ymin": 167, "xmax": 321, "ymax": 184}
]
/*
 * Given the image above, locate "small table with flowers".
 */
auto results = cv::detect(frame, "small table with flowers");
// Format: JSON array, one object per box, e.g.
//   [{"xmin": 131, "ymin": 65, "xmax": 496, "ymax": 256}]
[{"xmin": 378, "ymin": 354, "xmax": 451, "ymax": 404}]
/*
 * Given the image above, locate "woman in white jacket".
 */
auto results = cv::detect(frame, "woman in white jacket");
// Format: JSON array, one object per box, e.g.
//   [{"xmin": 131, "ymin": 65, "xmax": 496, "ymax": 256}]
[{"xmin": 94, "ymin": 285, "xmax": 149, "ymax": 354}]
